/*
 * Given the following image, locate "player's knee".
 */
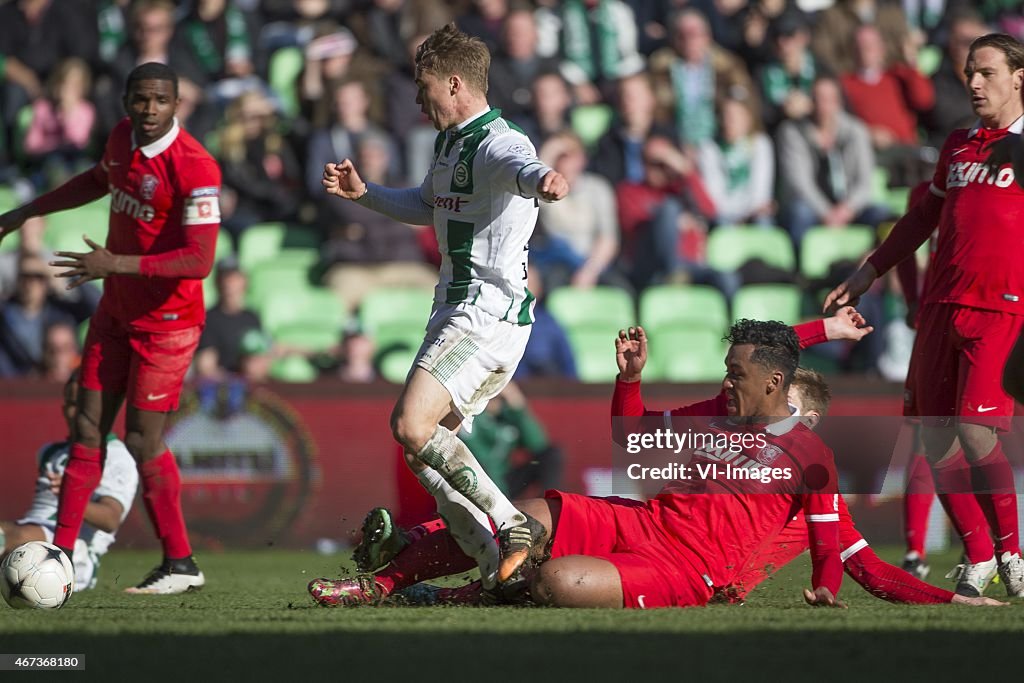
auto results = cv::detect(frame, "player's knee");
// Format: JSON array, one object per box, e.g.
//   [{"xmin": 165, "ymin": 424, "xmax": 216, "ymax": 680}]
[
  {"xmin": 123, "ymin": 431, "xmax": 146, "ymax": 460},
  {"xmin": 391, "ymin": 414, "xmax": 434, "ymax": 455},
  {"xmin": 73, "ymin": 411, "xmax": 103, "ymax": 447},
  {"xmin": 530, "ymin": 561, "xmax": 574, "ymax": 607},
  {"xmin": 958, "ymin": 424, "xmax": 998, "ymax": 460}
]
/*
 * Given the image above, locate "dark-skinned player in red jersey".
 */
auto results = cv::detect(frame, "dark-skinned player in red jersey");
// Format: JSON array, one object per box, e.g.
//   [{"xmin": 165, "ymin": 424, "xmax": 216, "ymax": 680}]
[
  {"xmin": 0, "ymin": 63, "xmax": 220, "ymax": 595},
  {"xmin": 826, "ymin": 33, "xmax": 1024, "ymax": 598},
  {"xmin": 311, "ymin": 317, "xmax": 864, "ymax": 609}
]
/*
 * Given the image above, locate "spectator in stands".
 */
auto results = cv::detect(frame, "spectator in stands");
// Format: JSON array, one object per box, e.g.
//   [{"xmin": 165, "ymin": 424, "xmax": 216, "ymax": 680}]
[
  {"xmin": 300, "ymin": 27, "xmax": 387, "ymax": 130},
  {"xmin": 0, "ymin": 0, "xmax": 97, "ymax": 143},
  {"xmin": 812, "ymin": 0, "xmax": 910, "ymax": 75},
  {"xmin": 840, "ymin": 23, "xmax": 935, "ymax": 186},
  {"xmin": 518, "ymin": 70, "xmax": 573, "ymax": 147},
  {"xmin": 649, "ymin": 8, "xmax": 759, "ymax": 146},
  {"xmin": 348, "ymin": 0, "xmax": 451, "ymax": 71},
  {"xmin": 756, "ymin": 10, "xmax": 818, "ymax": 132},
  {"xmin": 457, "ymin": 0, "xmax": 509, "ymax": 54},
  {"xmin": 306, "ymin": 78, "xmax": 399, "ymax": 201},
  {"xmin": 697, "ymin": 94, "xmax": 775, "ymax": 227},
  {"xmin": 24, "ymin": 58, "xmax": 96, "ymax": 191},
  {"xmin": 174, "ymin": 0, "xmax": 256, "ymax": 89},
  {"xmin": 533, "ymin": 131, "xmax": 628, "ymax": 291},
  {"xmin": 589, "ymin": 72, "xmax": 672, "ymax": 186},
  {"xmin": 333, "ymin": 324, "xmax": 377, "ymax": 384},
  {"xmin": 558, "ymin": 0, "xmax": 646, "ymax": 104},
  {"xmin": 195, "ymin": 257, "xmax": 264, "ymax": 381},
  {"xmin": 0, "ymin": 217, "xmax": 47, "ymax": 299},
  {"xmin": 0, "ymin": 253, "xmax": 76, "ymax": 378},
  {"xmin": 514, "ymin": 266, "xmax": 577, "ymax": 381},
  {"xmin": 488, "ymin": 7, "xmax": 562, "ymax": 127},
  {"xmin": 218, "ymin": 90, "xmax": 303, "ymax": 244},
  {"xmin": 732, "ymin": 0, "xmax": 791, "ymax": 68},
  {"xmin": 316, "ymin": 132, "xmax": 436, "ymax": 315},
  {"xmin": 776, "ymin": 74, "xmax": 891, "ymax": 248},
  {"xmin": 922, "ymin": 10, "xmax": 988, "ymax": 149},
  {"xmin": 40, "ymin": 320, "xmax": 79, "ymax": 382},
  {"xmin": 616, "ymin": 135, "xmax": 738, "ymax": 297},
  {"xmin": 95, "ymin": 0, "xmax": 132, "ymax": 65}
]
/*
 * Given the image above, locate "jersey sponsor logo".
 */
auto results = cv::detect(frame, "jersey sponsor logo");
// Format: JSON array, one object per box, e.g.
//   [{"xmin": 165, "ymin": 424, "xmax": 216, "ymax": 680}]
[
  {"xmin": 453, "ymin": 161, "xmax": 470, "ymax": 188},
  {"xmin": 433, "ymin": 195, "xmax": 469, "ymax": 212},
  {"xmin": 946, "ymin": 161, "xmax": 1015, "ymax": 189},
  {"xmin": 183, "ymin": 195, "xmax": 221, "ymax": 225},
  {"xmin": 109, "ymin": 185, "xmax": 156, "ymax": 222},
  {"xmin": 190, "ymin": 186, "xmax": 220, "ymax": 198},
  {"xmin": 140, "ymin": 174, "xmax": 159, "ymax": 200}
]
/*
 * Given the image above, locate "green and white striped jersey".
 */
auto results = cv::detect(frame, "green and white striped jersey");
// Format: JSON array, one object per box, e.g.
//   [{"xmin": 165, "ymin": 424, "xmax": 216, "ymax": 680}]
[{"xmin": 361, "ymin": 108, "xmax": 553, "ymax": 325}]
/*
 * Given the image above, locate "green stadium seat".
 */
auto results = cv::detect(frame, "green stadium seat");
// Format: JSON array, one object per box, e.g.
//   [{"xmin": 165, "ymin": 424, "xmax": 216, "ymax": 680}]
[
  {"xmin": 639, "ymin": 284, "xmax": 729, "ymax": 335},
  {"xmin": 570, "ymin": 104, "xmax": 614, "ymax": 148},
  {"xmin": 360, "ymin": 287, "xmax": 434, "ymax": 337},
  {"xmin": 377, "ymin": 348, "xmax": 417, "ymax": 384},
  {"xmin": 885, "ymin": 186, "xmax": 911, "ymax": 216},
  {"xmin": 269, "ymin": 47, "xmax": 304, "ymax": 119},
  {"xmin": 269, "ymin": 354, "xmax": 318, "ymax": 383},
  {"xmin": 706, "ymin": 225, "xmax": 796, "ymax": 273},
  {"xmin": 261, "ymin": 287, "xmax": 343, "ymax": 335},
  {"xmin": 546, "ymin": 286, "xmax": 634, "ymax": 332},
  {"xmin": 872, "ymin": 167, "xmax": 889, "ymax": 205},
  {"xmin": 732, "ymin": 284, "xmax": 802, "ymax": 325},
  {"xmin": 246, "ymin": 260, "xmax": 315, "ymax": 308},
  {"xmin": 0, "ymin": 184, "xmax": 18, "ymax": 212},
  {"xmin": 239, "ymin": 222, "xmax": 320, "ymax": 271},
  {"xmin": 648, "ymin": 326, "xmax": 729, "ymax": 383},
  {"xmin": 917, "ymin": 45, "xmax": 942, "ymax": 77},
  {"xmin": 272, "ymin": 320, "xmax": 340, "ymax": 353},
  {"xmin": 203, "ymin": 229, "xmax": 235, "ymax": 308},
  {"xmin": 799, "ymin": 225, "xmax": 875, "ymax": 280},
  {"xmin": 565, "ymin": 329, "xmax": 619, "ymax": 383}
]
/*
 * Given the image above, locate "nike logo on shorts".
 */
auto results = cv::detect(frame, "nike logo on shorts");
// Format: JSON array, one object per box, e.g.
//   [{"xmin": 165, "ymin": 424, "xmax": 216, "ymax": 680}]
[
  {"xmin": 146, "ymin": 392, "xmax": 169, "ymax": 401},
  {"xmin": 977, "ymin": 405, "xmax": 998, "ymax": 413}
]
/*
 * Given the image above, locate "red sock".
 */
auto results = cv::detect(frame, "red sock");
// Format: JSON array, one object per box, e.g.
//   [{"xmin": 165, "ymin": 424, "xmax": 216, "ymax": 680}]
[
  {"xmin": 375, "ymin": 517, "xmax": 475, "ymax": 595},
  {"xmin": 933, "ymin": 450, "xmax": 993, "ymax": 563},
  {"xmin": 408, "ymin": 517, "xmax": 447, "ymax": 543},
  {"xmin": 53, "ymin": 444, "xmax": 103, "ymax": 550},
  {"xmin": 141, "ymin": 451, "xmax": 192, "ymax": 560},
  {"xmin": 970, "ymin": 442, "xmax": 1021, "ymax": 556},
  {"xmin": 904, "ymin": 454, "xmax": 935, "ymax": 556}
]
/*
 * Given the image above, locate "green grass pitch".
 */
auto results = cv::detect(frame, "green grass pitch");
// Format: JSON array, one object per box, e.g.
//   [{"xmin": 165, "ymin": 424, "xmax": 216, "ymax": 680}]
[{"xmin": 1, "ymin": 548, "xmax": 1021, "ymax": 681}]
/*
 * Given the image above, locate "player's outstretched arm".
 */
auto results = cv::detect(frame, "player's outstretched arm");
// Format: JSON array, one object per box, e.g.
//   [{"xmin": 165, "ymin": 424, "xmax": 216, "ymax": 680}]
[
  {"xmin": 536, "ymin": 170, "xmax": 569, "ymax": 202},
  {"xmin": 322, "ymin": 159, "xmax": 367, "ymax": 200},
  {"xmin": 802, "ymin": 586, "xmax": 847, "ymax": 608},
  {"xmin": 823, "ymin": 262, "xmax": 878, "ymax": 314},
  {"xmin": 0, "ymin": 167, "xmax": 109, "ymax": 246},
  {"xmin": 822, "ymin": 306, "xmax": 874, "ymax": 341},
  {"xmin": 615, "ymin": 326, "xmax": 648, "ymax": 383},
  {"xmin": 326, "ymin": 159, "xmax": 435, "ymax": 225}
]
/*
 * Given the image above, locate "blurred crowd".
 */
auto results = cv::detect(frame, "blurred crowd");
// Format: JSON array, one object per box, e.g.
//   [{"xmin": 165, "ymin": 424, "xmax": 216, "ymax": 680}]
[{"xmin": 1, "ymin": 0, "xmax": 1022, "ymax": 384}]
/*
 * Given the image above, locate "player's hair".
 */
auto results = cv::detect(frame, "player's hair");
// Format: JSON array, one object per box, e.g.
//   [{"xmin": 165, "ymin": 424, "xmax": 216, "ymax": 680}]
[
  {"xmin": 791, "ymin": 367, "xmax": 831, "ymax": 416},
  {"xmin": 969, "ymin": 33, "xmax": 1024, "ymax": 73},
  {"xmin": 126, "ymin": 62, "xmax": 178, "ymax": 98},
  {"xmin": 725, "ymin": 319, "xmax": 800, "ymax": 387},
  {"xmin": 415, "ymin": 23, "xmax": 490, "ymax": 96}
]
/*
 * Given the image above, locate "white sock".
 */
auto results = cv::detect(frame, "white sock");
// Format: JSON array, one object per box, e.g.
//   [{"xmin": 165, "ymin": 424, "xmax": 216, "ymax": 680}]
[
  {"xmin": 415, "ymin": 466, "xmax": 499, "ymax": 588},
  {"xmin": 416, "ymin": 426, "xmax": 527, "ymax": 530}
]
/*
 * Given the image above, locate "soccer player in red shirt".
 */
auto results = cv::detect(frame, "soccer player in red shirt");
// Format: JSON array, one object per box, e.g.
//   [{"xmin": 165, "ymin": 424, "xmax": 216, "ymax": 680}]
[
  {"xmin": 0, "ymin": 63, "xmax": 220, "ymax": 595},
  {"xmin": 825, "ymin": 34, "xmax": 1024, "ymax": 597}
]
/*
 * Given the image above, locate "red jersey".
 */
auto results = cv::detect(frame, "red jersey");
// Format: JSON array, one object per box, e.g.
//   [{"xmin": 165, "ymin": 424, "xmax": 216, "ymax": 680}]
[
  {"xmin": 98, "ymin": 118, "xmax": 221, "ymax": 330},
  {"xmin": 870, "ymin": 117, "xmax": 1024, "ymax": 315}
]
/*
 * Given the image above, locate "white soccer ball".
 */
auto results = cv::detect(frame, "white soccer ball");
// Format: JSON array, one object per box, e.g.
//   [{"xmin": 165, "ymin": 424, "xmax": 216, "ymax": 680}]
[{"xmin": 0, "ymin": 541, "xmax": 75, "ymax": 609}]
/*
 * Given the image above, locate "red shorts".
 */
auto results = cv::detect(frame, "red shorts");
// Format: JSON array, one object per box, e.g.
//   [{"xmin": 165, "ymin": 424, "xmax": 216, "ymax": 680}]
[
  {"xmin": 545, "ymin": 490, "xmax": 713, "ymax": 609},
  {"xmin": 907, "ymin": 303, "xmax": 1024, "ymax": 431},
  {"xmin": 80, "ymin": 307, "xmax": 201, "ymax": 412}
]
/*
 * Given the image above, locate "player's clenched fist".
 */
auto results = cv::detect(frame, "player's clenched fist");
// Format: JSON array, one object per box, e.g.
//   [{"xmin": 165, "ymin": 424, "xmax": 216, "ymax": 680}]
[
  {"xmin": 615, "ymin": 326, "xmax": 648, "ymax": 383},
  {"xmin": 537, "ymin": 170, "xmax": 569, "ymax": 202},
  {"xmin": 322, "ymin": 159, "xmax": 367, "ymax": 200}
]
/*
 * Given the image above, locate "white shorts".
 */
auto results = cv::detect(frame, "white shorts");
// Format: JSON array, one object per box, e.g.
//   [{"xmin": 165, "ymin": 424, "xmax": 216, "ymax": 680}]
[
  {"xmin": 413, "ymin": 302, "xmax": 531, "ymax": 431},
  {"xmin": 16, "ymin": 520, "xmax": 98, "ymax": 591}
]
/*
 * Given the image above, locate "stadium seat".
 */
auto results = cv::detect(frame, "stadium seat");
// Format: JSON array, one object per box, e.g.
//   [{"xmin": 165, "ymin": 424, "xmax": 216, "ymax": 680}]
[
  {"xmin": 360, "ymin": 287, "xmax": 434, "ymax": 337},
  {"xmin": 917, "ymin": 45, "xmax": 942, "ymax": 77},
  {"xmin": 885, "ymin": 186, "xmax": 911, "ymax": 216},
  {"xmin": 238, "ymin": 222, "xmax": 321, "ymax": 271},
  {"xmin": 269, "ymin": 354, "xmax": 318, "ymax": 383},
  {"xmin": 639, "ymin": 284, "xmax": 729, "ymax": 335},
  {"xmin": 246, "ymin": 260, "xmax": 316, "ymax": 308},
  {"xmin": 565, "ymin": 329, "xmax": 620, "ymax": 383},
  {"xmin": 377, "ymin": 347, "xmax": 418, "ymax": 384},
  {"xmin": 799, "ymin": 225, "xmax": 875, "ymax": 280},
  {"xmin": 706, "ymin": 225, "xmax": 796, "ymax": 273},
  {"xmin": 570, "ymin": 104, "xmax": 614, "ymax": 148},
  {"xmin": 261, "ymin": 287, "xmax": 343, "ymax": 336},
  {"xmin": 732, "ymin": 284, "xmax": 802, "ymax": 325},
  {"xmin": 269, "ymin": 47, "xmax": 304, "ymax": 119},
  {"xmin": 546, "ymin": 286, "xmax": 635, "ymax": 332},
  {"xmin": 0, "ymin": 184, "xmax": 17, "ymax": 212},
  {"xmin": 203, "ymin": 229, "xmax": 235, "ymax": 308},
  {"xmin": 648, "ymin": 326, "xmax": 729, "ymax": 382},
  {"xmin": 871, "ymin": 167, "xmax": 889, "ymax": 205},
  {"xmin": 43, "ymin": 204, "xmax": 111, "ymax": 253},
  {"xmin": 272, "ymin": 320, "xmax": 340, "ymax": 353}
]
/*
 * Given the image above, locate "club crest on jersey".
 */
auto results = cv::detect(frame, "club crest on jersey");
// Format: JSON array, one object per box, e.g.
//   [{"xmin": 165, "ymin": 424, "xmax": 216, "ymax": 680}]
[
  {"xmin": 453, "ymin": 161, "xmax": 470, "ymax": 188},
  {"xmin": 756, "ymin": 444, "xmax": 782, "ymax": 466},
  {"xmin": 140, "ymin": 174, "xmax": 159, "ymax": 200}
]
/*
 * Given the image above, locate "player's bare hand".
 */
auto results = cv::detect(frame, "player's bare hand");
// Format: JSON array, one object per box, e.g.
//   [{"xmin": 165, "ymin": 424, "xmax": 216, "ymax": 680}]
[
  {"xmin": 802, "ymin": 587, "xmax": 847, "ymax": 608},
  {"xmin": 46, "ymin": 471, "xmax": 62, "ymax": 495},
  {"xmin": 823, "ymin": 306, "xmax": 874, "ymax": 341},
  {"xmin": 0, "ymin": 205, "xmax": 33, "ymax": 245},
  {"xmin": 537, "ymin": 170, "xmax": 569, "ymax": 202},
  {"xmin": 951, "ymin": 594, "xmax": 1008, "ymax": 607},
  {"xmin": 51, "ymin": 236, "xmax": 118, "ymax": 289},
  {"xmin": 823, "ymin": 263, "xmax": 878, "ymax": 314},
  {"xmin": 322, "ymin": 159, "xmax": 367, "ymax": 200},
  {"xmin": 615, "ymin": 326, "xmax": 648, "ymax": 382}
]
